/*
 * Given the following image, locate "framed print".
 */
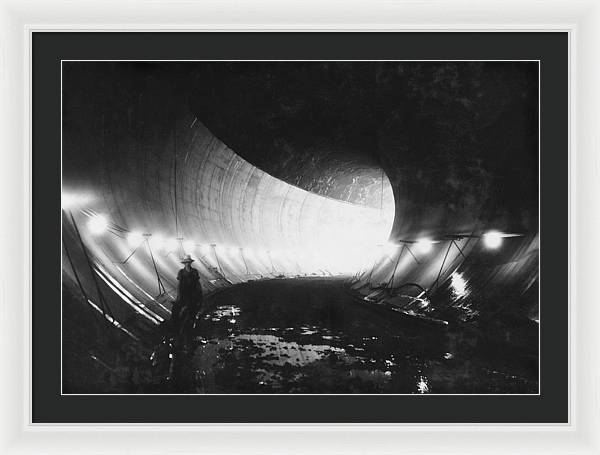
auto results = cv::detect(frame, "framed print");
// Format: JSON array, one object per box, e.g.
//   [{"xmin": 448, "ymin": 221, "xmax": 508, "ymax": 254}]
[
  {"xmin": 37, "ymin": 31, "xmax": 563, "ymax": 423},
  {"xmin": 1, "ymin": 0, "xmax": 597, "ymax": 453},
  {"xmin": 60, "ymin": 57, "xmax": 543, "ymax": 398}
]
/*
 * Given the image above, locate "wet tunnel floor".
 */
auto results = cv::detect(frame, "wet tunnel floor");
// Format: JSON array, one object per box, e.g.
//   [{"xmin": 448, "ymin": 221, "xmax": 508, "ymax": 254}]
[{"xmin": 149, "ymin": 277, "xmax": 538, "ymax": 394}]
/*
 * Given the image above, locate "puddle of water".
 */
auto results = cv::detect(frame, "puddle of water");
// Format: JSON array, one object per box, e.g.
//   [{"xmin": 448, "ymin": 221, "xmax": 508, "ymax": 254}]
[{"xmin": 148, "ymin": 291, "xmax": 538, "ymax": 394}]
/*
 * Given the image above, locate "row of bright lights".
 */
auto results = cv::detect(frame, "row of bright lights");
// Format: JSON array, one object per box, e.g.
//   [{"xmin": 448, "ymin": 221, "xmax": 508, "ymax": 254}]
[
  {"xmin": 87, "ymin": 213, "xmax": 505, "ymax": 265},
  {"xmin": 407, "ymin": 231, "xmax": 503, "ymax": 253},
  {"xmin": 88, "ymin": 217, "xmax": 207, "ymax": 254},
  {"xmin": 65, "ymin": 189, "xmax": 396, "ymax": 273},
  {"xmin": 87, "ymin": 214, "xmax": 307, "ymax": 259}
]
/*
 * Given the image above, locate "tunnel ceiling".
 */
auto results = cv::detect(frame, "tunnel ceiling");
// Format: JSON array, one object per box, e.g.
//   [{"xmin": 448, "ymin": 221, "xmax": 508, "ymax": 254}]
[
  {"xmin": 184, "ymin": 61, "xmax": 539, "ymax": 236},
  {"xmin": 64, "ymin": 61, "xmax": 538, "ymax": 235}
]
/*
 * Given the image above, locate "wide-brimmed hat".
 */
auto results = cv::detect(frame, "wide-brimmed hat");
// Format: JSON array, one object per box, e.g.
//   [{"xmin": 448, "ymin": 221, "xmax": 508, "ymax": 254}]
[{"xmin": 181, "ymin": 254, "xmax": 195, "ymax": 263}]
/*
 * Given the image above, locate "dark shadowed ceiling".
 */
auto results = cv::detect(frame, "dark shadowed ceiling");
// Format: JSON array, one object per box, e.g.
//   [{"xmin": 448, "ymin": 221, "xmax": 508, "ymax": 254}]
[
  {"xmin": 63, "ymin": 61, "xmax": 538, "ymax": 239},
  {"xmin": 185, "ymin": 61, "xmax": 538, "ymax": 237}
]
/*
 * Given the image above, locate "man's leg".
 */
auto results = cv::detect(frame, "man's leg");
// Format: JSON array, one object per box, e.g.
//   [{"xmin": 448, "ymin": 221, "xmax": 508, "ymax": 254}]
[{"xmin": 171, "ymin": 301, "xmax": 181, "ymax": 333}]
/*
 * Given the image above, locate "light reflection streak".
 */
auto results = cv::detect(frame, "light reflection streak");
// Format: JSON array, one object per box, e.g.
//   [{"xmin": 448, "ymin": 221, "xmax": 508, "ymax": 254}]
[
  {"xmin": 94, "ymin": 263, "xmax": 162, "ymax": 324},
  {"xmin": 114, "ymin": 265, "xmax": 171, "ymax": 314},
  {"xmin": 88, "ymin": 214, "xmax": 108, "ymax": 235},
  {"xmin": 87, "ymin": 299, "xmax": 139, "ymax": 340}
]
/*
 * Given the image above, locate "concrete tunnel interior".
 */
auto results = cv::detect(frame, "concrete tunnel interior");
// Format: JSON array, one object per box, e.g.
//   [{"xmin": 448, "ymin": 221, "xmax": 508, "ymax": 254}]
[{"xmin": 61, "ymin": 62, "xmax": 540, "ymax": 394}]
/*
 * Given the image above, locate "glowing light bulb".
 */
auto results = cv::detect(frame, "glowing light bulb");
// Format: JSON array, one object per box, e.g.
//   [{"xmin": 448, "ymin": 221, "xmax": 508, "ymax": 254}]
[
  {"xmin": 88, "ymin": 215, "xmax": 108, "ymax": 235},
  {"xmin": 127, "ymin": 231, "xmax": 144, "ymax": 247},
  {"xmin": 483, "ymin": 231, "xmax": 503, "ymax": 249},
  {"xmin": 415, "ymin": 238, "xmax": 433, "ymax": 254}
]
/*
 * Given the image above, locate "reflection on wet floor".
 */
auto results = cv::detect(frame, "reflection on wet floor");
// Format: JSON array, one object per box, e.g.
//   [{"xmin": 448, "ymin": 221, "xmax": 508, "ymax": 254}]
[
  {"xmin": 150, "ymin": 278, "xmax": 538, "ymax": 394},
  {"xmin": 191, "ymin": 320, "xmax": 395, "ymax": 393}
]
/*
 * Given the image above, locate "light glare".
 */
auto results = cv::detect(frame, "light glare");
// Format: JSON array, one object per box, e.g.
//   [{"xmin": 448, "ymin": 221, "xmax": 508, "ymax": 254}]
[
  {"xmin": 127, "ymin": 231, "xmax": 144, "ymax": 247},
  {"xmin": 383, "ymin": 242, "xmax": 398, "ymax": 256},
  {"xmin": 61, "ymin": 193, "xmax": 92, "ymax": 209},
  {"xmin": 450, "ymin": 271, "xmax": 468, "ymax": 299},
  {"xmin": 182, "ymin": 240, "xmax": 195, "ymax": 253},
  {"xmin": 165, "ymin": 238, "xmax": 179, "ymax": 252},
  {"xmin": 417, "ymin": 376, "xmax": 430, "ymax": 394},
  {"xmin": 149, "ymin": 234, "xmax": 165, "ymax": 250},
  {"xmin": 483, "ymin": 231, "xmax": 503, "ymax": 249},
  {"xmin": 415, "ymin": 238, "xmax": 433, "ymax": 254},
  {"xmin": 88, "ymin": 215, "xmax": 108, "ymax": 234}
]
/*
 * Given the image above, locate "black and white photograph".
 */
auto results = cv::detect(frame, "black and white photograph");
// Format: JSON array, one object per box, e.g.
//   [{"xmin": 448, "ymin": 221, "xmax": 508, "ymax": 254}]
[{"xmin": 61, "ymin": 60, "xmax": 539, "ymax": 395}]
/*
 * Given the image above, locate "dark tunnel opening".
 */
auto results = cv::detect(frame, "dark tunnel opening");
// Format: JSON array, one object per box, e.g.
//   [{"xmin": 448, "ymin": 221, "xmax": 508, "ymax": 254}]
[{"xmin": 61, "ymin": 61, "xmax": 539, "ymax": 394}]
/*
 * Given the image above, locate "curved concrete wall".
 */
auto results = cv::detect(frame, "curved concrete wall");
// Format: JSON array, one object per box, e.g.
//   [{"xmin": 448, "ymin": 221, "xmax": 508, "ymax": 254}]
[
  {"xmin": 62, "ymin": 115, "xmax": 395, "ymax": 334},
  {"xmin": 184, "ymin": 60, "xmax": 540, "ymax": 316}
]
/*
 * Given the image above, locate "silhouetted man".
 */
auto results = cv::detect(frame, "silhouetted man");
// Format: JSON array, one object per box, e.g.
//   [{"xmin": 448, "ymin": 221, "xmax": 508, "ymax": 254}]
[{"xmin": 171, "ymin": 254, "xmax": 203, "ymax": 338}]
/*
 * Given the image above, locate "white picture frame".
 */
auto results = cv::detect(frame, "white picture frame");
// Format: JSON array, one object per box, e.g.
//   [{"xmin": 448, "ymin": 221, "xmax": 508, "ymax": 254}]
[{"xmin": 0, "ymin": 0, "xmax": 595, "ymax": 453}]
